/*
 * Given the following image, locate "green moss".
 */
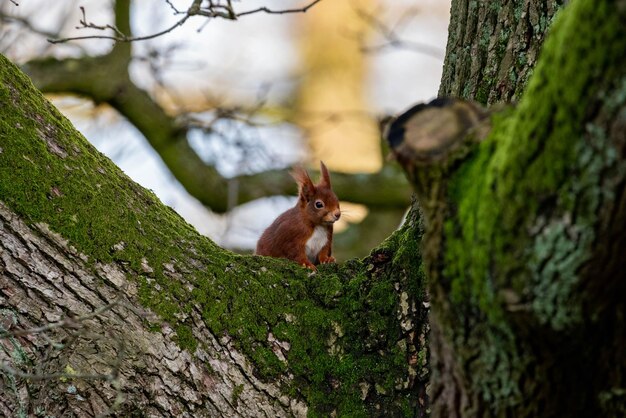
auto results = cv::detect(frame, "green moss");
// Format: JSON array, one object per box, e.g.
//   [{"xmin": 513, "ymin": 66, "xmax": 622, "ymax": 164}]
[
  {"xmin": 231, "ymin": 384, "xmax": 244, "ymax": 407},
  {"xmin": 475, "ymin": 82, "xmax": 492, "ymax": 106},
  {"xmin": 272, "ymin": 205, "xmax": 426, "ymax": 415},
  {"xmin": 441, "ymin": 0, "xmax": 626, "ymax": 408},
  {"xmin": 173, "ymin": 324, "xmax": 196, "ymax": 352}
]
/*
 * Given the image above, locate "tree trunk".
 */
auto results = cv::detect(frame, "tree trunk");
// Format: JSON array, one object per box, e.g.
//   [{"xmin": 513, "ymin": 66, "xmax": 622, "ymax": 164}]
[
  {"xmin": 390, "ymin": 0, "xmax": 626, "ymax": 416},
  {"xmin": 439, "ymin": 0, "xmax": 564, "ymax": 104},
  {"xmin": 0, "ymin": 55, "xmax": 427, "ymax": 416}
]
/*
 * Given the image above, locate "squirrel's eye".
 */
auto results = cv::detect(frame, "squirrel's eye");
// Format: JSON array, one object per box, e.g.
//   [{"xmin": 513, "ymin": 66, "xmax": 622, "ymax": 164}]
[{"xmin": 314, "ymin": 200, "xmax": 324, "ymax": 209}]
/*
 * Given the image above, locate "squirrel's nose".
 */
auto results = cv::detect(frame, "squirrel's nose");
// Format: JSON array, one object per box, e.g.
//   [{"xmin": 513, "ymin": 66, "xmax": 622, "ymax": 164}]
[{"xmin": 334, "ymin": 210, "xmax": 341, "ymax": 220}]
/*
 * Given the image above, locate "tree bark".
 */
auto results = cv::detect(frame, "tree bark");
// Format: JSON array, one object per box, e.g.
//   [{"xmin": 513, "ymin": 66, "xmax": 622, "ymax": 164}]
[
  {"xmin": 0, "ymin": 201, "xmax": 305, "ymax": 417},
  {"xmin": 439, "ymin": 0, "xmax": 564, "ymax": 104},
  {"xmin": 391, "ymin": 0, "xmax": 626, "ymax": 416},
  {"xmin": 0, "ymin": 55, "xmax": 427, "ymax": 416}
]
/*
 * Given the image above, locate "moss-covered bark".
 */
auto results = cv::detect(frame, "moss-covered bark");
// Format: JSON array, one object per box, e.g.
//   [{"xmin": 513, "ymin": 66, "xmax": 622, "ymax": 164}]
[
  {"xmin": 0, "ymin": 54, "xmax": 427, "ymax": 416},
  {"xmin": 392, "ymin": 0, "xmax": 626, "ymax": 416}
]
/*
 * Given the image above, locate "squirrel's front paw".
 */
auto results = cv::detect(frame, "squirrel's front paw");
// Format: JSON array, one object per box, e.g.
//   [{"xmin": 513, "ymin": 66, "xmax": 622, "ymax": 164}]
[
  {"xmin": 319, "ymin": 255, "xmax": 336, "ymax": 264},
  {"xmin": 302, "ymin": 261, "xmax": 317, "ymax": 271}
]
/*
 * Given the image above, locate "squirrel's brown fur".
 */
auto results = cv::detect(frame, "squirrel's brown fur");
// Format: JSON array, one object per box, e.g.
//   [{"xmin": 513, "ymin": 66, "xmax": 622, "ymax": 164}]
[{"xmin": 255, "ymin": 161, "xmax": 341, "ymax": 270}]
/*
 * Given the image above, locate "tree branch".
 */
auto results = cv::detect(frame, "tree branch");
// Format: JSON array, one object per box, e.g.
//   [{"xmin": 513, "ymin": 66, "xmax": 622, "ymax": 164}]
[
  {"xmin": 387, "ymin": 0, "xmax": 626, "ymax": 415},
  {"xmin": 0, "ymin": 53, "xmax": 427, "ymax": 414},
  {"xmin": 21, "ymin": 52, "xmax": 411, "ymax": 213},
  {"xmin": 48, "ymin": 8, "xmax": 194, "ymax": 44}
]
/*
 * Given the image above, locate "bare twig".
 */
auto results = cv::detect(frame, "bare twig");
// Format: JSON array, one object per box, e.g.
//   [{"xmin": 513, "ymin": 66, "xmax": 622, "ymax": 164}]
[
  {"xmin": 236, "ymin": 0, "xmax": 323, "ymax": 18},
  {"xmin": 49, "ymin": 4, "xmax": 195, "ymax": 44},
  {"xmin": 164, "ymin": 0, "xmax": 182, "ymax": 14},
  {"xmin": 0, "ymin": 299, "xmax": 121, "ymax": 338},
  {"xmin": 75, "ymin": 6, "xmax": 126, "ymax": 37},
  {"xmin": 354, "ymin": 7, "xmax": 445, "ymax": 60},
  {"xmin": 0, "ymin": 362, "xmax": 113, "ymax": 381},
  {"xmin": 48, "ymin": 0, "xmax": 324, "ymax": 44}
]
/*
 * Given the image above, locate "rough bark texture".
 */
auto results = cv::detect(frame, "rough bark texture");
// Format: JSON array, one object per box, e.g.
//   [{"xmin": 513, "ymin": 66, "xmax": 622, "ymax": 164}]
[
  {"xmin": 392, "ymin": 0, "xmax": 626, "ymax": 416},
  {"xmin": 0, "ymin": 202, "xmax": 306, "ymax": 417},
  {"xmin": 439, "ymin": 0, "xmax": 564, "ymax": 104},
  {"xmin": 0, "ymin": 54, "xmax": 428, "ymax": 416}
]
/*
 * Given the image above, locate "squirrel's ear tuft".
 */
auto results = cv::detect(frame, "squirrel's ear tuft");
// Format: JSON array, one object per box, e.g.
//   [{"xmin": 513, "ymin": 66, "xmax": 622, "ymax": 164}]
[
  {"xmin": 319, "ymin": 161, "xmax": 331, "ymax": 188},
  {"xmin": 291, "ymin": 166, "xmax": 315, "ymax": 202}
]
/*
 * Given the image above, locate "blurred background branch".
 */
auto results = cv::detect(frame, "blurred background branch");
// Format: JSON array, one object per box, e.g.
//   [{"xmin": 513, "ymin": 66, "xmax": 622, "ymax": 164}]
[{"xmin": 1, "ymin": 0, "xmax": 449, "ymax": 258}]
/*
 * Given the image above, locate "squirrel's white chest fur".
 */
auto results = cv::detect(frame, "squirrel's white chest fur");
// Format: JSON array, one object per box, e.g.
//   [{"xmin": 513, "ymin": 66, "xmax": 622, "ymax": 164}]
[{"xmin": 305, "ymin": 226, "xmax": 327, "ymax": 262}]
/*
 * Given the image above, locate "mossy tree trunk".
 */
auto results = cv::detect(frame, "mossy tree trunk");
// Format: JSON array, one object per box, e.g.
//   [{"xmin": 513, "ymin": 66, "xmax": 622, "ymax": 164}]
[
  {"xmin": 391, "ymin": 0, "xmax": 626, "ymax": 416},
  {"xmin": 0, "ymin": 55, "xmax": 428, "ymax": 416}
]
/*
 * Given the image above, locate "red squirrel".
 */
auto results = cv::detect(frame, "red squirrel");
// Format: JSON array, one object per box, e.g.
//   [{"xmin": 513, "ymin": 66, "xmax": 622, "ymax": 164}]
[{"xmin": 255, "ymin": 161, "xmax": 341, "ymax": 270}]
